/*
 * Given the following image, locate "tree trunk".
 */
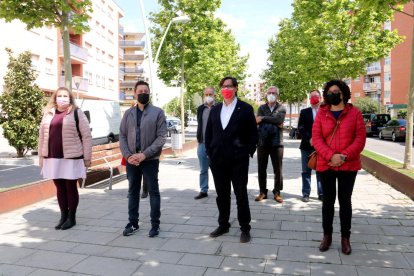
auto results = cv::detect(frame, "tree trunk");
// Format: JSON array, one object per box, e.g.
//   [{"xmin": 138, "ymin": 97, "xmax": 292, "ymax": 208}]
[
  {"xmin": 403, "ymin": 22, "xmax": 414, "ymax": 169},
  {"xmin": 62, "ymin": 9, "xmax": 72, "ymax": 90}
]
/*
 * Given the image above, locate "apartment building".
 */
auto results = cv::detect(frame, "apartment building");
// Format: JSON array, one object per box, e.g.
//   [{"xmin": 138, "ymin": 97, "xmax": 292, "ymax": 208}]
[
  {"xmin": 350, "ymin": 3, "xmax": 413, "ymax": 117},
  {"xmin": 0, "ymin": 0, "xmax": 123, "ymax": 102},
  {"xmin": 119, "ymin": 31, "xmax": 146, "ymax": 108},
  {"xmin": 243, "ymin": 77, "xmax": 265, "ymax": 104}
]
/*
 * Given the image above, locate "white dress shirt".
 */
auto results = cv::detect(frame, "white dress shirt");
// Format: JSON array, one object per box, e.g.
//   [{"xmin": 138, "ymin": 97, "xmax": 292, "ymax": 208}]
[
  {"xmin": 312, "ymin": 107, "xmax": 318, "ymax": 120},
  {"xmin": 220, "ymin": 97, "xmax": 238, "ymax": 129}
]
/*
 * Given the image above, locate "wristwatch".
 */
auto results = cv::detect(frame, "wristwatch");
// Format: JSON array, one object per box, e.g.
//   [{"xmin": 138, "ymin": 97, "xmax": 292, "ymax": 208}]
[{"xmin": 340, "ymin": 155, "xmax": 347, "ymax": 161}]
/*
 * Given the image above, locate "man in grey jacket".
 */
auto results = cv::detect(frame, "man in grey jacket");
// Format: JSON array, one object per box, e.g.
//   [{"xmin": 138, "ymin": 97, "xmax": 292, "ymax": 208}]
[{"xmin": 119, "ymin": 80, "xmax": 167, "ymax": 238}]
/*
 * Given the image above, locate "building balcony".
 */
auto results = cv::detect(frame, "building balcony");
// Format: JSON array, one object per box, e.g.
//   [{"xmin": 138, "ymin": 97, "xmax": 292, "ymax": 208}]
[
  {"xmin": 365, "ymin": 65, "xmax": 381, "ymax": 75},
  {"xmin": 363, "ymin": 82, "xmax": 381, "ymax": 91},
  {"xmin": 122, "ymin": 52, "xmax": 145, "ymax": 61},
  {"xmin": 120, "ymin": 80, "xmax": 138, "ymax": 88},
  {"xmin": 120, "ymin": 40, "xmax": 145, "ymax": 48},
  {"xmin": 58, "ymin": 41, "xmax": 88, "ymax": 64},
  {"xmin": 60, "ymin": 76, "xmax": 88, "ymax": 92},
  {"xmin": 120, "ymin": 67, "xmax": 144, "ymax": 75}
]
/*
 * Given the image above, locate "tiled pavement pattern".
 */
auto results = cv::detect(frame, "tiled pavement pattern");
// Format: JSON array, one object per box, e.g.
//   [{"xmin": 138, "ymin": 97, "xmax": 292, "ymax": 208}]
[{"xmin": 1, "ymin": 136, "xmax": 414, "ymax": 275}]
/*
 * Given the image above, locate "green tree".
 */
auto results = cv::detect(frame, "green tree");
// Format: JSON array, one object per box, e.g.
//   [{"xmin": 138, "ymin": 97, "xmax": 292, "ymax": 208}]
[
  {"xmin": 0, "ymin": 49, "xmax": 46, "ymax": 157},
  {"xmin": 353, "ymin": 97, "xmax": 379, "ymax": 113},
  {"xmin": 150, "ymin": 0, "xmax": 248, "ymax": 97},
  {"xmin": 0, "ymin": 0, "xmax": 92, "ymax": 90},
  {"xmin": 358, "ymin": 0, "xmax": 413, "ymax": 169},
  {"xmin": 264, "ymin": 0, "xmax": 403, "ymax": 107}
]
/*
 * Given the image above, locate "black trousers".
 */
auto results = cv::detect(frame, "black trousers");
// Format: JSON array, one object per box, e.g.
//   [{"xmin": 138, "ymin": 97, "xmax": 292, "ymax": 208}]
[
  {"xmin": 210, "ymin": 156, "xmax": 251, "ymax": 232},
  {"xmin": 320, "ymin": 170, "xmax": 357, "ymax": 238},
  {"xmin": 257, "ymin": 146, "xmax": 284, "ymax": 194}
]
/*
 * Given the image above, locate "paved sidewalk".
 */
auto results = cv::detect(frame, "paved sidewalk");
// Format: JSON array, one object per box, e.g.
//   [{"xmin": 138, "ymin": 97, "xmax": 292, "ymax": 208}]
[{"xmin": 1, "ymin": 137, "xmax": 414, "ymax": 275}]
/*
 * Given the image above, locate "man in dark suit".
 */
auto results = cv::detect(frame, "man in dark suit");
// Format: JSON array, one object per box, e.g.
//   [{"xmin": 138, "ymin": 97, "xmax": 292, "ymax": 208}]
[
  {"xmin": 298, "ymin": 89, "xmax": 323, "ymax": 202},
  {"xmin": 205, "ymin": 76, "xmax": 258, "ymax": 243}
]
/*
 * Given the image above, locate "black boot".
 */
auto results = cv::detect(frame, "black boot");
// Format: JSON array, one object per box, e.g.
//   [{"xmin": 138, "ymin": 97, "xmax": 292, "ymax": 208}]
[
  {"xmin": 61, "ymin": 210, "xmax": 76, "ymax": 230},
  {"xmin": 55, "ymin": 210, "xmax": 68, "ymax": 230}
]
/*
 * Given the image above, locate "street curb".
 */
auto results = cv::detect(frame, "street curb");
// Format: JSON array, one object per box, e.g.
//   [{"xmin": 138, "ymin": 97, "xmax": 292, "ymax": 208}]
[
  {"xmin": 0, "ymin": 141, "xmax": 198, "ymax": 214},
  {"xmin": 361, "ymin": 155, "xmax": 414, "ymax": 200}
]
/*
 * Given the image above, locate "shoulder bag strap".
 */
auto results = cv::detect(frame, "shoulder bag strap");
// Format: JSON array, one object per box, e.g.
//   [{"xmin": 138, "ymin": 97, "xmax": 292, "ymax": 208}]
[
  {"xmin": 327, "ymin": 120, "xmax": 340, "ymax": 146},
  {"xmin": 74, "ymin": 108, "xmax": 82, "ymax": 142}
]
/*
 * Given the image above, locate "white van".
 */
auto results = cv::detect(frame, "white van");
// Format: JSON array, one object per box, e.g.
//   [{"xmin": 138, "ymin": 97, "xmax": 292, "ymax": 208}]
[{"xmin": 78, "ymin": 99, "xmax": 121, "ymax": 145}]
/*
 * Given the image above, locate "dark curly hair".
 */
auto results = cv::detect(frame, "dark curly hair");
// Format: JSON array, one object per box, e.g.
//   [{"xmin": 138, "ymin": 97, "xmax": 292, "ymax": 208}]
[{"xmin": 322, "ymin": 79, "xmax": 351, "ymax": 104}]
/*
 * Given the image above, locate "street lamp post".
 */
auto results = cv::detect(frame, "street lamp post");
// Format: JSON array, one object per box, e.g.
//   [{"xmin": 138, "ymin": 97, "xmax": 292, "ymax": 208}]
[
  {"xmin": 153, "ymin": 14, "xmax": 190, "ymax": 142},
  {"xmin": 73, "ymin": 76, "xmax": 82, "ymax": 101},
  {"xmin": 377, "ymin": 89, "xmax": 381, "ymax": 113}
]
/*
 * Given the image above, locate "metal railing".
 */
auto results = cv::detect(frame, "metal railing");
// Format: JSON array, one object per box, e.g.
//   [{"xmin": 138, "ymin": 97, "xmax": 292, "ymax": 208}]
[{"xmin": 59, "ymin": 41, "xmax": 88, "ymax": 62}]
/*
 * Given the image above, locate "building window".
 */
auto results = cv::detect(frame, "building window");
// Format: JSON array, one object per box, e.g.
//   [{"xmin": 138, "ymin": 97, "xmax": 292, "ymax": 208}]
[
  {"xmin": 102, "ymin": 76, "xmax": 106, "ymax": 88},
  {"xmin": 45, "ymin": 58, "xmax": 53, "ymax": 74},
  {"xmin": 384, "ymin": 21, "xmax": 391, "ymax": 31},
  {"xmin": 384, "ymin": 90, "xmax": 391, "ymax": 98},
  {"xmin": 108, "ymin": 78, "xmax": 114, "ymax": 89},
  {"xmin": 385, "ymin": 57, "xmax": 391, "ymax": 65},
  {"xmin": 96, "ymin": 75, "xmax": 100, "ymax": 86},
  {"xmin": 384, "ymin": 73, "xmax": 391, "ymax": 81},
  {"xmin": 88, "ymin": 72, "xmax": 93, "ymax": 85},
  {"xmin": 31, "ymin": 54, "xmax": 40, "ymax": 71}
]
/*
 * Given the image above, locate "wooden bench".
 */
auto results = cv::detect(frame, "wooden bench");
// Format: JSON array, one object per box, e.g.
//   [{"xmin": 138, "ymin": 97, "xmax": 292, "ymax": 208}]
[{"xmin": 81, "ymin": 142, "xmax": 123, "ymax": 190}]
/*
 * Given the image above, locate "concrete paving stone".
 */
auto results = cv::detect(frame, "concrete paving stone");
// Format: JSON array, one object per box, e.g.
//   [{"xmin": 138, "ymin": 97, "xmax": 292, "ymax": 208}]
[
  {"xmin": 259, "ymin": 208, "xmax": 290, "ymax": 215},
  {"xmin": 69, "ymin": 256, "xmax": 141, "ymax": 276},
  {"xmin": 185, "ymin": 216, "xmax": 221, "ymax": 226},
  {"xmin": 29, "ymin": 268, "xmax": 85, "ymax": 275},
  {"xmin": 281, "ymin": 221, "xmax": 320, "ymax": 232},
  {"xmin": 404, "ymin": 252, "xmax": 414, "ymax": 268},
  {"xmin": 60, "ymin": 229, "xmax": 119, "ymax": 245},
  {"xmin": 37, "ymin": 240, "xmax": 79, "ymax": 252},
  {"xmin": 351, "ymin": 224, "xmax": 386, "ymax": 235},
  {"xmin": 77, "ymin": 217, "xmax": 120, "ymax": 227},
  {"xmin": 179, "ymin": 233, "xmax": 211, "ymax": 240},
  {"xmin": 109, "ymin": 235, "xmax": 168, "ymax": 250},
  {"xmin": 102, "ymin": 246, "xmax": 148, "ymax": 260},
  {"xmin": 288, "ymin": 239, "xmax": 367, "ymax": 250},
  {"xmin": 250, "ymin": 237, "xmax": 289, "ymax": 246},
  {"xmin": 170, "ymin": 224, "xmax": 205, "ymax": 233},
  {"xmin": 340, "ymin": 250, "xmax": 411, "ymax": 269},
  {"xmin": 221, "ymin": 256, "xmax": 266, "ymax": 273},
  {"xmin": 132, "ymin": 262, "xmax": 206, "ymax": 276},
  {"xmin": 264, "ymin": 260, "xmax": 310, "ymax": 275},
  {"xmin": 381, "ymin": 235, "xmax": 414, "ymax": 246},
  {"xmin": 250, "ymin": 213, "xmax": 275, "ymax": 221},
  {"xmin": 248, "ymin": 228, "xmax": 272, "ymax": 239},
  {"xmin": 276, "ymin": 246, "xmax": 341, "ymax": 264},
  {"xmin": 277, "ymin": 214, "xmax": 306, "ymax": 222},
  {"xmin": 356, "ymin": 266, "xmax": 410, "ymax": 276},
  {"xmin": 159, "ymin": 214, "xmax": 190, "ymax": 224},
  {"xmin": 400, "ymin": 219, "xmax": 414, "ymax": 227},
  {"xmin": 69, "ymin": 243, "xmax": 110, "ymax": 256},
  {"xmin": 0, "ymin": 245, "xmax": 36, "ymax": 264},
  {"xmin": 161, "ymin": 207, "xmax": 191, "ymax": 216},
  {"xmin": 0, "ymin": 234, "xmax": 45, "ymax": 249},
  {"xmin": 219, "ymin": 242, "xmax": 277, "ymax": 259},
  {"xmin": 405, "ymin": 246, "xmax": 414, "ymax": 253},
  {"xmin": 138, "ymin": 249, "xmax": 183, "ymax": 264},
  {"xmin": 381, "ymin": 225, "xmax": 414, "ymax": 236},
  {"xmin": 350, "ymin": 217, "xmax": 369, "ymax": 225},
  {"xmin": 366, "ymin": 243, "xmax": 408, "ymax": 252},
  {"xmin": 367, "ymin": 218, "xmax": 401, "ymax": 226},
  {"xmin": 187, "ymin": 209, "xmax": 218, "ymax": 217},
  {"xmin": 178, "ymin": 253, "xmax": 224, "ymax": 268},
  {"xmin": 160, "ymin": 238, "xmax": 221, "ymax": 254},
  {"xmin": 204, "ymin": 267, "xmax": 272, "ymax": 275},
  {"xmin": 84, "ymin": 225, "xmax": 120, "ymax": 233},
  {"xmin": 16, "ymin": 250, "xmax": 88, "ymax": 271},
  {"xmin": 0, "ymin": 264, "xmax": 36, "ymax": 275},
  {"xmin": 250, "ymin": 220, "xmax": 281, "ymax": 230},
  {"xmin": 98, "ymin": 211, "xmax": 128, "ymax": 221},
  {"xmin": 310, "ymin": 263, "xmax": 358, "ymax": 276},
  {"xmin": 270, "ymin": 230, "xmax": 307, "ymax": 240}
]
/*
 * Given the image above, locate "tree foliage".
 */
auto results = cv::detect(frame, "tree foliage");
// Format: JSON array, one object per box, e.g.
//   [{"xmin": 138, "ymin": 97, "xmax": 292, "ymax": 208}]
[
  {"xmin": 0, "ymin": 0, "xmax": 93, "ymax": 89},
  {"xmin": 150, "ymin": 0, "xmax": 248, "ymax": 98},
  {"xmin": 353, "ymin": 97, "xmax": 379, "ymax": 114},
  {"xmin": 0, "ymin": 49, "xmax": 46, "ymax": 157},
  {"xmin": 263, "ymin": 0, "xmax": 404, "ymax": 105}
]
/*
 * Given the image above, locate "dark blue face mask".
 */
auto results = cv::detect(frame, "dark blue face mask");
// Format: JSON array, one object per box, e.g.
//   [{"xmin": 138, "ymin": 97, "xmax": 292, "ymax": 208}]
[{"xmin": 326, "ymin": 93, "xmax": 342, "ymax": 106}]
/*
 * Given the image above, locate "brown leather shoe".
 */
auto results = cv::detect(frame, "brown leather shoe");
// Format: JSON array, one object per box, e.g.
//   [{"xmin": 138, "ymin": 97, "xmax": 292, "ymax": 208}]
[
  {"xmin": 319, "ymin": 234, "xmax": 332, "ymax": 252},
  {"xmin": 255, "ymin": 193, "xmax": 267, "ymax": 201},
  {"xmin": 274, "ymin": 194, "xmax": 283, "ymax": 203},
  {"xmin": 341, "ymin": 237, "xmax": 352, "ymax": 255}
]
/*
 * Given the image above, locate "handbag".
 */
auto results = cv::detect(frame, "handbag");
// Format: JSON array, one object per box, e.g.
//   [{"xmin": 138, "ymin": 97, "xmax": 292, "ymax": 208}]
[{"xmin": 307, "ymin": 120, "xmax": 340, "ymax": 170}]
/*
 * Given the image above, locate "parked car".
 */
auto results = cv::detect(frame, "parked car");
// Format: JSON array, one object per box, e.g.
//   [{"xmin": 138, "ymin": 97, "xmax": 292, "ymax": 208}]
[
  {"xmin": 283, "ymin": 118, "xmax": 297, "ymax": 129},
  {"xmin": 363, "ymin": 113, "xmax": 391, "ymax": 137},
  {"xmin": 166, "ymin": 117, "xmax": 181, "ymax": 137},
  {"xmin": 187, "ymin": 116, "xmax": 198, "ymax": 126},
  {"xmin": 378, "ymin": 119, "xmax": 410, "ymax": 142}
]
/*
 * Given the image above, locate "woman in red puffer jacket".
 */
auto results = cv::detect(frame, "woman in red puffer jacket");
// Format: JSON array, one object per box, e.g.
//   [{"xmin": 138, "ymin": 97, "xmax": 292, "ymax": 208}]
[{"xmin": 312, "ymin": 79, "xmax": 366, "ymax": 255}]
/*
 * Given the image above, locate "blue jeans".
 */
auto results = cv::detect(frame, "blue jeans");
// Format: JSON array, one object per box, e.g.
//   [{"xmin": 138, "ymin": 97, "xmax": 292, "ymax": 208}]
[
  {"xmin": 197, "ymin": 143, "xmax": 209, "ymax": 193},
  {"xmin": 126, "ymin": 159, "xmax": 160, "ymax": 227},
  {"xmin": 301, "ymin": 149, "xmax": 323, "ymax": 197}
]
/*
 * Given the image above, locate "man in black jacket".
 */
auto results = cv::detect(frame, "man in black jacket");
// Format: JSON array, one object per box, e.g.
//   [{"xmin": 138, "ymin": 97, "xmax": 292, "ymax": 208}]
[
  {"xmin": 205, "ymin": 77, "xmax": 258, "ymax": 243},
  {"xmin": 298, "ymin": 89, "xmax": 323, "ymax": 202},
  {"xmin": 255, "ymin": 86, "xmax": 286, "ymax": 203},
  {"xmin": 194, "ymin": 87, "xmax": 216, "ymax": 199}
]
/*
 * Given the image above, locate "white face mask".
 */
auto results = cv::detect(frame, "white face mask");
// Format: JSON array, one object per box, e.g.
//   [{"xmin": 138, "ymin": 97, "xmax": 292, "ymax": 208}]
[
  {"xmin": 267, "ymin": 94, "xmax": 276, "ymax": 103},
  {"xmin": 56, "ymin": 97, "xmax": 70, "ymax": 107},
  {"xmin": 204, "ymin": 96, "xmax": 214, "ymax": 105}
]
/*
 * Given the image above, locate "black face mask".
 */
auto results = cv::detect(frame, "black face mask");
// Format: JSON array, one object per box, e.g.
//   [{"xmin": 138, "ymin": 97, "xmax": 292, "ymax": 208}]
[
  {"xmin": 326, "ymin": 93, "xmax": 342, "ymax": 106},
  {"xmin": 137, "ymin": 93, "xmax": 150, "ymax": 105}
]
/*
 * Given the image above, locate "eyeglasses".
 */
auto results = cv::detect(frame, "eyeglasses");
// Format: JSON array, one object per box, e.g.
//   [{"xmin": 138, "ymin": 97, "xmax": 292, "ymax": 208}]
[{"xmin": 221, "ymin": 85, "xmax": 234, "ymax": 89}]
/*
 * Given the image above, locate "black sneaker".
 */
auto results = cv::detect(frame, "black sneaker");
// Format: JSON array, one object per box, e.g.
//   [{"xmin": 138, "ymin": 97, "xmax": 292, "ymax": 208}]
[
  {"xmin": 123, "ymin": 222, "xmax": 139, "ymax": 236},
  {"xmin": 194, "ymin": 192, "xmax": 208, "ymax": 200},
  {"xmin": 141, "ymin": 191, "xmax": 148, "ymax": 199},
  {"xmin": 148, "ymin": 226, "xmax": 160, "ymax": 237},
  {"xmin": 209, "ymin": 226, "xmax": 229, "ymax": 237}
]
